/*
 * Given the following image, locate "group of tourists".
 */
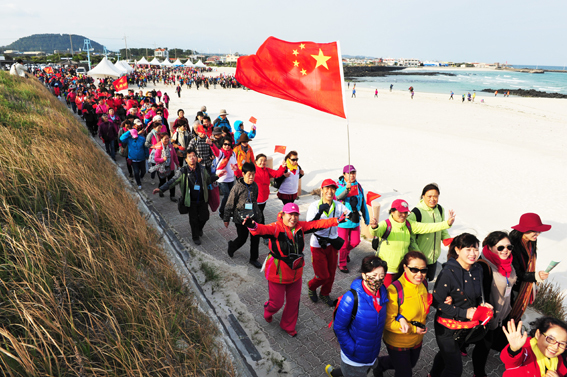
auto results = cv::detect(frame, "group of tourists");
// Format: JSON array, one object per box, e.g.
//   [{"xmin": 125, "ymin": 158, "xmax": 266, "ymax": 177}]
[{"xmin": 32, "ymin": 65, "xmax": 563, "ymax": 377}]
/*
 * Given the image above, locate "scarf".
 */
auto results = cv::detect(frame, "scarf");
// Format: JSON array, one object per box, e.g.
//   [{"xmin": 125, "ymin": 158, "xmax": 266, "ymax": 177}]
[
  {"xmin": 509, "ymin": 240, "xmax": 536, "ymax": 322},
  {"xmin": 286, "ymin": 160, "xmax": 298, "ymax": 173},
  {"xmin": 362, "ymin": 280, "xmax": 383, "ymax": 314},
  {"xmin": 482, "ymin": 245, "xmax": 513, "ymax": 278},
  {"xmin": 217, "ymin": 148, "xmax": 233, "ymax": 170},
  {"xmin": 530, "ymin": 337, "xmax": 558, "ymax": 376}
]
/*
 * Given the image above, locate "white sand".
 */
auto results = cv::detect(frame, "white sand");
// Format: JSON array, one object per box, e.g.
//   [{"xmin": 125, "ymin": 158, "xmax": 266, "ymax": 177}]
[{"xmin": 156, "ymin": 67, "xmax": 567, "ymax": 290}]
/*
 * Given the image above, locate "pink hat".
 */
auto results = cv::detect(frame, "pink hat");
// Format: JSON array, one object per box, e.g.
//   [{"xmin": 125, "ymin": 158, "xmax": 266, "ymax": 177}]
[
  {"xmin": 130, "ymin": 129, "xmax": 139, "ymax": 139},
  {"xmin": 391, "ymin": 199, "xmax": 410, "ymax": 213},
  {"xmin": 511, "ymin": 213, "xmax": 551, "ymax": 233},
  {"xmin": 321, "ymin": 179, "xmax": 338, "ymax": 189},
  {"xmin": 282, "ymin": 203, "xmax": 300, "ymax": 214}
]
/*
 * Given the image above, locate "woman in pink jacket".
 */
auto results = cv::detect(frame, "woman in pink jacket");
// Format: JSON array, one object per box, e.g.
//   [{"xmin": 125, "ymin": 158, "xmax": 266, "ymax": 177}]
[{"xmin": 151, "ymin": 132, "xmax": 180, "ymax": 201}]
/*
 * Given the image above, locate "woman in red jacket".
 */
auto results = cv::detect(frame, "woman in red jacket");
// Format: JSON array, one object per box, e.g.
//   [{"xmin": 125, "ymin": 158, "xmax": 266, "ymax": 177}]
[
  {"xmin": 245, "ymin": 203, "xmax": 346, "ymax": 337},
  {"xmin": 151, "ymin": 132, "xmax": 180, "ymax": 201},
  {"xmin": 253, "ymin": 154, "xmax": 285, "ymax": 220},
  {"xmin": 501, "ymin": 317, "xmax": 567, "ymax": 377}
]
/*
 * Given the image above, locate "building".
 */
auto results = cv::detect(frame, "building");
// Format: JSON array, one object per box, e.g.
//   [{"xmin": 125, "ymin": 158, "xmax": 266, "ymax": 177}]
[
  {"xmin": 154, "ymin": 48, "xmax": 169, "ymax": 60},
  {"xmin": 22, "ymin": 51, "xmax": 46, "ymax": 56},
  {"xmin": 225, "ymin": 53, "xmax": 240, "ymax": 63},
  {"xmin": 4, "ymin": 50, "xmax": 22, "ymax": 55}
]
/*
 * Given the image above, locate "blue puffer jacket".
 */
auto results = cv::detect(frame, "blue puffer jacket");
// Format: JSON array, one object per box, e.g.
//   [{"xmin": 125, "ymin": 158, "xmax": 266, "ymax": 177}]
[
  {"xmin": 333, "ymin": 278, "xmax": 388, "ymax": 364},
  {"xmin": 120, "ymin": 131, "xmax": 149, "ymax": 161},
  {"xmin": 336, "ymin": 176, "xmax": 370, "ymax": 229},
  {"xmin": 233, "ymin": 120, "xmax": 256, "ymax": 142}
]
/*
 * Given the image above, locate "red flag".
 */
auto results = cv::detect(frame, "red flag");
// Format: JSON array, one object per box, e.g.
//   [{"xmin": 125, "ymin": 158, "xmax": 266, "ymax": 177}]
[
  {"xmin": 55, "ymin": 73, "xmax": 61, "ymax": 78},
  {"xmin": 274, "ymin": 145, "xmax": 286, "ymax": 154},
  {"xmin": 249, "ymin": 116, "xmax": 257, "ymax": 124},
  {"xmin": 44, "ymin": 67, "xmax": 54, "ymax": 74},
  {"xmin": 113, "ymin": 76, "xmax": 128, "ymax": 91},
  {"xmin": 236, "ymin": 37, "xmax": 346, "ymax": 118},
  {"xmin": 366, "ymin": 191, "xmax": 381, "ymax": 204},
  {"xmin": 442, "ymin": 238, "xmax": 454, "ymax": 247}
]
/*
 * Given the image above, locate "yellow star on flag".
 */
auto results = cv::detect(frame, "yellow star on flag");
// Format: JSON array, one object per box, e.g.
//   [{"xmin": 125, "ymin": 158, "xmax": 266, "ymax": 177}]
[
  {"xmin": 293, "ymin": 60, "xmax": 299, "ymax": 67},
  {"xmin": 292, "ymin": 50, "xmax": 299, "ymax": 56},
  {"xmin": 311, "ymin": 49, "xmax": 331, "ymax": 70},
  {"xmin": 300, "ymin": 69, "xmax": 307, "ymax": 75},
  {"xmin": 299, "ymin": 43, "xmax": 305, "ymax": 49}
]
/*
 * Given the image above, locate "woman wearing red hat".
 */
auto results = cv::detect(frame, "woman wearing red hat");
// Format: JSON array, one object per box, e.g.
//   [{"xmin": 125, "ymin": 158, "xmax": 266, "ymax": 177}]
[
  {"xmin": 244, "ymin": 202, "xmax": 346, "ymax": 337},
  {"xmin": 306, "ymin": 179, "xmax": 350, "ymax": 306},
  {"xmin": 369, "ymin": 199, "xmax": 456, "ymax": 287},
  {"xmin": 508, "ymin": 213, "xmax": 551, "ymax": 322}
]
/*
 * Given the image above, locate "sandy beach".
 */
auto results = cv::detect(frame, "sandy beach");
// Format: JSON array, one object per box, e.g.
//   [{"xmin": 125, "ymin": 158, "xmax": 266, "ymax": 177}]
[{"xmin": 145, "ymin": 66, "xmax": 567, "ymax": 290}]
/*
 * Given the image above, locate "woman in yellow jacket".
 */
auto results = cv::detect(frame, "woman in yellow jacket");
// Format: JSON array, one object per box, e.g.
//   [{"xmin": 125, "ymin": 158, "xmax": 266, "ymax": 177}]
[
  {"xmin": 369, "ymin": 199, "xmax": 456, "ymax": 287},
  {"xmin": 373, "ymin": 251, "xmax": 432, "ymax": 377}
]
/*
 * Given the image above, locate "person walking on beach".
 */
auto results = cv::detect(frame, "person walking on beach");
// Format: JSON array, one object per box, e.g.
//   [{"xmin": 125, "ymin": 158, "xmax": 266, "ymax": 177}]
[
  {"xmin": 449, "ymin": 91, "xmax": 454, "ymax": 100},
  {"xmin": 244, "ymin": 202, "xmax": 345, "ymax": 337},
  {"xmin": 306, "ymin": 179, "xmax": 349, "ymax": 306},
  {"xmin": 374, "ymin": 89, "xmax": 378, "ymax": 98},
  {"xmin": 495, "ymin": 90, "xmax": 498, "ymax": 96},
  {"xmin": 176, "ymin": 84, "xmax": 182, "ymax": 98},
  {"xmin": 351, "ymin": 88, "xmax": 356, "ymax": 98},
  {"xmin": 390, "ymin": 84, "xmax": 393, "ymax": 92},
  {"xmin": 467, "ymin": 92, "xmax": 472, "ymax": 102},
  {"xmin": 411, "ymin": 90, "xmax": 414, "ymax": 100},
  {"xmin": 462, "ymin": 94, "xmax": 465, "ymax": 103},
  {"xmin": 472, "ymin": 91, "xmax": 476, "ymax": 102}
]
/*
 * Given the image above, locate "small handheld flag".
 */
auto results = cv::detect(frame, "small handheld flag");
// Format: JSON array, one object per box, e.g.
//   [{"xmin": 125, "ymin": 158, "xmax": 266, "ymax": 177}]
[{"xmin": 274, "ymin": 145, "xmax": 286, "ymax": 154}]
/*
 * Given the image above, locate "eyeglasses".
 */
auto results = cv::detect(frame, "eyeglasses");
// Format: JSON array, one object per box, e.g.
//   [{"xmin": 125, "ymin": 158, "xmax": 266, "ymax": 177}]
[
  {"xmin": 223, "ymin": 143, "xmax": 231, "ymax": 146},
  {"xmin": 543, "ymin": 333, "xmax": 567, "ymax": 349},
  {"xmin": 407, "ymin": 266, "xmax": 429, "ymax": 274},
  {"xmin": 496, "ymin": 245, "xmax": 514, "ymax": 252},
  {"xmin": 290, "ymin": 158, "xmax": 298, "ymax": 162}
]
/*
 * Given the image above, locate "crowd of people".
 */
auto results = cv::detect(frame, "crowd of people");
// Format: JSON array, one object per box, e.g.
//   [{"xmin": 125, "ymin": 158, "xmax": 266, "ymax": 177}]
[{"xmin": 27, "ymin": 64, "xmax": 565, "ymax": 377}]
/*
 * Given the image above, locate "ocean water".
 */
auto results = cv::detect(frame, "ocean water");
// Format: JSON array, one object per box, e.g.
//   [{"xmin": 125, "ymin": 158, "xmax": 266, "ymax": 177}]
[{"xmin": 353, "ymin": 65, "xmax": 567, "ymax": 95}]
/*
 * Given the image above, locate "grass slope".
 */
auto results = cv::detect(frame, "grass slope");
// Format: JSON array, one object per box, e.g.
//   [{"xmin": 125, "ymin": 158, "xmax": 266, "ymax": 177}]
[{"xmin": 0, "ymin": 72, "xmax": 234, "ymax": 376}]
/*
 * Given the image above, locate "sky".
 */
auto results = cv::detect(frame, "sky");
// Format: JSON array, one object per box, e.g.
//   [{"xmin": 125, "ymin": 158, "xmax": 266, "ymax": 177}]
[{"xmin": 1, "ymin": 0, "xmax": 566, "ymax": 66}]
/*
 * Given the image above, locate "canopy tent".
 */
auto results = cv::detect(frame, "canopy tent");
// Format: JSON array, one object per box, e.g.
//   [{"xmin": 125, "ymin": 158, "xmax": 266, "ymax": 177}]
[
  {"xmin": 184, "ymin": 59, "xmax": 194, "ymax": 67},
  {"xmin": 149, "ymin": 57, "xmax": 162, "ymax": 66},
  {"xmin": 113, "ymin": 61, "xmax": 128, "ymax": 75},
  {"xmin": 172, "ymin": 58, "xmax": 183, "ymax": 66},
  {"xmin": 161, "ymin": 59, "xmax": 174, "ymax": 67},
  {"xmin": 118, "ymin": 60, "xmax": 134, "ymax": 73},
  {"xmin": 137, "ymin": 57, "xmax": 150, "ymax": 66},
  {"xmin": 87, "ymin": 56, "xmax": 123, "ymax": 79},
  {"xmin": 194, "ymin": 60, "xmax": 207, "ymax": 68}
]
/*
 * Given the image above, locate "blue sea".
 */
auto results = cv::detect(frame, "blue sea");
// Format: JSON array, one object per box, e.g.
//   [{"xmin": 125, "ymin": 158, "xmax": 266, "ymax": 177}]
[{"xmin": 354, "ymin": 65, "xmax": 567, "ymax": 95}]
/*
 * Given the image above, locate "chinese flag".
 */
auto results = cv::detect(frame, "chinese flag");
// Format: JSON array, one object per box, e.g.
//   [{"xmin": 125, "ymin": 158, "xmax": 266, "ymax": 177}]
[
  {"xmin": 274, "ymin": 145, "xmax": 286, "ymax": 154},
  {"xmin": 366, "ymin": 191, "xmax": 381, "ymax": 204},
  {"xmin": 44, "ymin": 67, "xmax": 54, "ymax": 74},
  {"xmin": 442, "ymin": 238, "xmax": 454, "ymax": 247},
  {"xmin": 249, "ymin": 116, "xmax": 257, "ymax": 124},
  {"xmin": 236, "ymin": 37, "xmax": 346, "ymax": 119},
  {"xmin": 113, "ymin": 76, "xmax": 128, "ymax": 91}
]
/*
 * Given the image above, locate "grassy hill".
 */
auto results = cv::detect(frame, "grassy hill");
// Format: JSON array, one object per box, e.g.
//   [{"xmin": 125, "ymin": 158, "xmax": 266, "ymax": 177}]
[
  {"xmin": 0, "ymin": 73, "xmax": 234, "ymax": 375},
  {"xmin": 1, "ymin": 33, "xmax": 104, "ymax": 53}
]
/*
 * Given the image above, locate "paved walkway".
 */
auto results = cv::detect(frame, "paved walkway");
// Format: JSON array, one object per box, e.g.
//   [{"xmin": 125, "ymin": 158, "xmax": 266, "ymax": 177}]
[{"xmin": 84, "ymin": 116, "xmax": 505, "ymax": 377}]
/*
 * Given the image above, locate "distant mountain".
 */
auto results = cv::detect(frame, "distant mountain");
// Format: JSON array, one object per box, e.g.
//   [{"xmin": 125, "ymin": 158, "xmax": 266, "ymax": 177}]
[
  {"xmin": 343, "ymin": 55, "xmax": 377, "ymax": 59},
  {"xmin": 1, "ymin": 34, "xmax": 104, "ymax": 53}
]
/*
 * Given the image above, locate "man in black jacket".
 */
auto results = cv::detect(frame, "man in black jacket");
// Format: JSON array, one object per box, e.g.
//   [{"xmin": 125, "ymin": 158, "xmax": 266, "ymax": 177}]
[{"xmin": 82, "ymin": 96, "xmax": 97, "ymax": 136}]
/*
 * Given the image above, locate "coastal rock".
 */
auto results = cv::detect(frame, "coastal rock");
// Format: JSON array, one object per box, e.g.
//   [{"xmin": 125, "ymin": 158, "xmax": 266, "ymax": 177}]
[
  {"xmin": 481, "ymin": 88, "xmax": 567, "ymax": 99},
  {"xmin": 344, "ymin": 66, "xmax": 456, "ymax": 78}
]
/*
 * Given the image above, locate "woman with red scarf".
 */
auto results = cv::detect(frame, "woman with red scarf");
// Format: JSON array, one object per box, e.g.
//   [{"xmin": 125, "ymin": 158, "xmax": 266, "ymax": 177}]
[
  {"xmin": 471, "ymin": 231, "xmax": 518, "ymax": 377},
  {"xmin": 213, "ymin": 136, "xmax": 237, "ymax": 218}
]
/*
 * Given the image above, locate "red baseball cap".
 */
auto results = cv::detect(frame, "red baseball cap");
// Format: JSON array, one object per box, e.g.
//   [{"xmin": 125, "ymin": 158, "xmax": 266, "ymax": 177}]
[
  {"xmin": 282, "ymin": 203, "xmax": 300, "ymax": 214},
  {"xmin": 321, "ymin": 179, "xmax": 338, "ymax": 189},
  {"xmin": 391, "ymin": 199, "xmax": 410, "ymax": 213}
]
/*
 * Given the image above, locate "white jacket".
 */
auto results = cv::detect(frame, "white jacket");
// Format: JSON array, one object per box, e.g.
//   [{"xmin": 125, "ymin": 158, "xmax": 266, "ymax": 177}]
[{"xmin": 306, "ymin": 199, "xmax": 349, "ymax": 248}]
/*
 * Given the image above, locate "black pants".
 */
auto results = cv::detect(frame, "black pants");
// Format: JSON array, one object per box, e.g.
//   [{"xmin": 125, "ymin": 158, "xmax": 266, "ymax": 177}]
[
  {"xmin": 258, "ymin": 203, "xmax": 266, "ymax": 224},
  {"xmin": 87, "ymin": 120, "xmax": 97, "ymax": 135},
  {"xmin": 158, "ymin": 171, "xmax": 176, "ymax": 197},
  {"xmin": 427, "ymin": 262, "xmax": 438, "ymax": 281},
  {"xmin": 430, "ymin": 321, "xmax": 463, "ymax": 377},
  {"xmin": 377, "ymin": 344, "xmax": 422, "ymax": 377},
  {"xmin": 472, "ymin": 327, "xmax": 507, "ymax": 377},
  {"xmin": 229, "ymin": 222, "xmax": 260, "ymax": 262},
  {"xmin": 188, "ymin": 201, "xmax": 209, "ymax": 240},
  {"xmin": 132, "ymin": 161, "xmax": 146, "ymax": 186}
]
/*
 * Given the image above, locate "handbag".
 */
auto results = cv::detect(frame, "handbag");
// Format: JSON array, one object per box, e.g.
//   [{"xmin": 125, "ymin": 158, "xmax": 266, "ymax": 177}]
[
  {"xmin": 177, "ymin": 169, "xmax": 189, "ymax": 215},
  {"xmin": 208, "ymin": 183, "xmax": 220, "ymax": 212}
]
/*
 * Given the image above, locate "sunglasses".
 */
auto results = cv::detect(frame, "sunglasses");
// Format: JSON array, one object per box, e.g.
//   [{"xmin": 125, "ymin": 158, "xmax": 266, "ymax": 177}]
[
  {"xmin": 290, "ymin": 158, "xmax": 299, "ymax": 162},
  {"xmin": 223, "ymin": 143, "xmax": 231, "ymax": 146},
  {"xmin": 496, "ymin": 245, "xmax": 514, "ymax": 251},
  {"xmin": 407, "ymin": 266, "xmax": 428, "ymax": 274}
]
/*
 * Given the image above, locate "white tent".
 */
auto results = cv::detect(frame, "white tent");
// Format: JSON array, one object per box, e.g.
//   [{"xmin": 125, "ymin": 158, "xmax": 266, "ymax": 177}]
[
  {"xmin": 113, "ymin": 61, "xmax": 128, "ymax": 75},
  {"xmin": 172, "ymin": 58, "xmax": 183, "ymax": 66},
  {"xmin": 137, "ymin": 57, "xmax": 150, "ymax": 66},
  {"xmin": 184, "ymin": 59, "xmax": 194, "ymax": 67},
  {"xmin": 119, "ymin": 60, "xmax": 134, "ymax": 73},
  {"xmin": 149, "ymin": 57, "xmax": 162, "ymax": 66},
  {"xmin": 161, "ymin": 59, "xmax": 173, "ymax": 67},
  {"xmin": 87, "ymin": 57, "xmax": 123, "ymax": 79},
  {"xmin": 194, "ymin": 60, "xmax": 207, "ymax": 68}
]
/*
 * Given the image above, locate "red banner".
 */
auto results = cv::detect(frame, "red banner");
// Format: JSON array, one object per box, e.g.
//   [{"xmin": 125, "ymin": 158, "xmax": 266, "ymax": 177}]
[
  {"xmin": 44, "ymin": 67, "xmax": 54, "ymax": 74},
  {"xmin": 113, "ymin": 76, "xmax": 128, "ymax": 92},
  {"xmin": 236, "ymin": 37, "xmax": 346, "ymax": 119},
  {"xmin": 274, "ymin": 145, "xmax": 286, "ymax": 154}
]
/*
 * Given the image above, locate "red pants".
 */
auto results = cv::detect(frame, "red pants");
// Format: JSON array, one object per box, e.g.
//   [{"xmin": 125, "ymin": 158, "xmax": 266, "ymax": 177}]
[
  {"xmin": 265, "ymin": 278, "xmax": 302, "ymax": 334},
  {"xmin": 308, "ymin": 246, "xmax": 339, "ymax": 296},
  {"xmin": 338, "ymin": 226, "xmax": 361, "ymax": 269}
]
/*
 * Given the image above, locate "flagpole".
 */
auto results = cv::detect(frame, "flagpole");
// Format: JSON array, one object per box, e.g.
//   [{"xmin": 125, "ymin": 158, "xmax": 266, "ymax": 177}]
[
  {"xmin": 336, "ymin": 41, "xmax": 351, "ymax": 169},
  {"xmin": 346, "ymin": 118, "xmax": 351, "ymax": 168}
]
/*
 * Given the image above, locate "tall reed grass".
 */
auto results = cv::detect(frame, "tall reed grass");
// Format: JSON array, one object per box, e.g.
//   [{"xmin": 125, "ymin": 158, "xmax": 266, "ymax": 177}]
[
  {"xmin": 530, "ymin": 281, "xmax": 567, "ymax": 321},
  {"xmin": 0, "ymin": 72, "xmax": 235, "ymax": 376}
]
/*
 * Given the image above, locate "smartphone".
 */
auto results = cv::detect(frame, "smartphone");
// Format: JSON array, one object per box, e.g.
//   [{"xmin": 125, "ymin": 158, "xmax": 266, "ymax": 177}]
[{"xmin": 410, "ymin": 321, "xmax": 426, "ymax": 329}]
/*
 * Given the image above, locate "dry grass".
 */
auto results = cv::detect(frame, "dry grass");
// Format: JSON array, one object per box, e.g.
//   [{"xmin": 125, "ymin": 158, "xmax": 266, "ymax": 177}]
[
  {"xmin": 0, "ymin": 72, "xmax": 235, "ymax": 376},
  {"xmin": 530, "ymin": 281, "xmax": 567, "ymax": 321}
]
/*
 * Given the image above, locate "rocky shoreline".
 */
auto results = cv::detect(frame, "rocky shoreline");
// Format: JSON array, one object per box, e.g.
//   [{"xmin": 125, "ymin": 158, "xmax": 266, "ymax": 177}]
[
  {"xmin": 344, "ymin": 66, "xmax": 456, "ymax": 78},
  {"xmin": 481, "ymin": 88, "xmax": 567, "ymax": 99}
]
